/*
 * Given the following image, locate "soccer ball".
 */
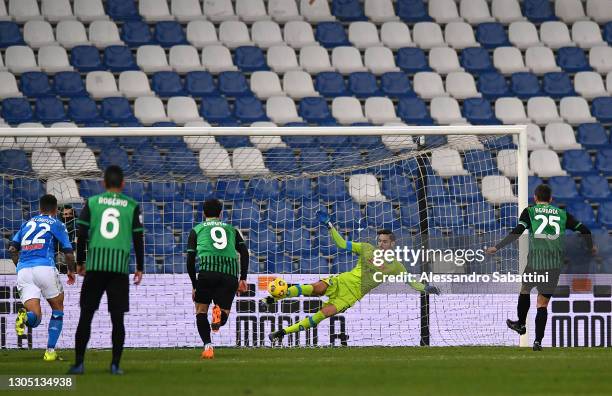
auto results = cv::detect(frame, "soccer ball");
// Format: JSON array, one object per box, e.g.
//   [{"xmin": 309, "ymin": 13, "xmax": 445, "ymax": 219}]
[{"xmin": 268, "ymin": 277, "xmax": 288, "ymax": 299}]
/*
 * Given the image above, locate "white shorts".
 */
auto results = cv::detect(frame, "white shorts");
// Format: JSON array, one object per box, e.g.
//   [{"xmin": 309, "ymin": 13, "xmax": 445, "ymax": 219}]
[{"xmin": 16, "ymin": 266, "xmax": 63, "ymax": 303}]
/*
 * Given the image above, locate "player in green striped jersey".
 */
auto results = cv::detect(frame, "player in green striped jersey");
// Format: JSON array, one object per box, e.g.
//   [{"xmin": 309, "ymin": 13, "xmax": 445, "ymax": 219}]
[
  {"xmin": 68, "ymin": 165, "xmax": 144, "ymax": 375},
  {"xmin": 487, "ymin": 184, "xmax": 596, "ymax": 351}
]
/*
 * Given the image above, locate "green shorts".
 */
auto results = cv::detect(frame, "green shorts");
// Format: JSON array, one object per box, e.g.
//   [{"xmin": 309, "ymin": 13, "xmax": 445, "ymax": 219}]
[{"xmin": 322, "ymin": 273, "xmax": 362, "ymax": 313}]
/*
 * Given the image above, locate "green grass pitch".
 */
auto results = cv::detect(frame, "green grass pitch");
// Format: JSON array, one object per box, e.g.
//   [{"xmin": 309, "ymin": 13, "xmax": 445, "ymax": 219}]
[{"xmin": 1, "ymin": 347, "xmax": 611, "ymax": 395}]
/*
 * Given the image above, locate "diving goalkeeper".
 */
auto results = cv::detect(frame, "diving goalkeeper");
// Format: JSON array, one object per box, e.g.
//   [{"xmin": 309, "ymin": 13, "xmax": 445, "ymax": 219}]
[{"xmin": 267, "ymin": 211, "xmax": 440, "ymax": 344}]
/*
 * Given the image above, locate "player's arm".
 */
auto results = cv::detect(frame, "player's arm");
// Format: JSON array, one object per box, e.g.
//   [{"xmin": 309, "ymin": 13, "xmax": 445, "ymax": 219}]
[
  {"xmin": 235, "ymin": 229, "xmax": 249, "ymax": 294},
  {"xmin": 51, "ymin": 221, "xmax": 76, "ymax": 284},
  {"xmin": 318, "ymin": 210, "xmax": 363, "ymax": 254},
  {"xmin": 186, "ymin": 229, "xmax": 198, "ymax": 290},
  {"xmin": 132, "ymin": 205, "xmax": 144, "ymax": 284},
  {"xmin": 76, "ymin": 202, "xmax": 91, "ymax": 275},
  {"xmin": 566, "ymin": 212, "xmax": 595, "ymax": 254},
  {"xmin": 487, "ymin": 208, "xmax": 531, "ymax": 254},
  {"xmin": 7, "ymin": 227, "xmax": 23, "ymax": 266}
]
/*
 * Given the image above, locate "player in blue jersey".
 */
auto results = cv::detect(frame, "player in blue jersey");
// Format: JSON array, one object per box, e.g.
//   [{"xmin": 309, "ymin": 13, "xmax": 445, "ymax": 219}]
[{"xmin": 8, "ymin": 194, "xmax": 75, "ymax": 361}]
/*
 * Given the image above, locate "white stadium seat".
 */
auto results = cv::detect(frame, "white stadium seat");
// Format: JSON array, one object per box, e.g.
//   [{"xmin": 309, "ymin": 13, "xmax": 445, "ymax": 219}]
[
  {"xmin": 171, "ymin": 0, "xmax": 205, "ymax": 22},
  {"xmin": 446, "ymin": 72, "xmax": 481, "ymax": 99},
  {"xmin": 460, "ymin": 0, "xmax": 495, "ymax": 24},
  {"xmin": 0, "ymin": 1, "xmax": 9, "ymax": 21},
  {"xmin": 235, "ymin": 0, "xmax": 270, "ymax": 22},
  {"xmin": 219, "ymin": 21, "xmax": 252, "ymax": 49},
  {"xmin": 249, "ymin": 123, "xmax": 287, "ymax": 150},
  {"xmin": 348, "ymin": 22, "xmax": 381, "ymax": 49},
  {"xmin": 232, "ymin": 147, "xmax": 269, "ymax": 176},
  {"xmin": 16, "ymin": 123, "xmax": 47, "ymax": 151},
  {"xmin": 525, "ymin": 47, "xmax": 561, "ymax": 74},
  {"xmin": 544, "ymin": 123, "xmax": 582, "ymax": 151},
  {"xmin": 481, "ymin": 175, "xmax": 517, "ymax": 204},
  {"xmin": 429, "ymin": 47, "xmax": 463, "ymax": 74},
  {"xmin": 47, "ymin": 178, "xmax": 81, "ymax": 204},
  {"xmin": 348, "ymin": 174, "xmax": 386, "ymax": 203},
  {"xmin": 526, "ymin": 123, "xmax": 548, "ymax": 150},
  {"xmin": 140, "ymin": 0, "xmax": 174, "ymax": 22},
  {"xmin": 268, "ymin": 0, "xmax": 303, "ymax": 23},
  {"xmin": 86, "ymin": 71, "xmax": 120, "ymax": 98},
  {"xmin": 9, "ymin": 0, "xmax": 41, "ymax": 22},
  {"xmin": 413, "ymin": 22, "xmax": 446, "ymax": 49},
  {"xmin": 203, "ymin": 0, "xmax": 238, "ymax": 22},
  {"xmin": 202, "ymin": 45, "xmax": 238, "ymax": 73},
  {"xmin": 65, "ymin": 147, "xmax": 99, "ymax": 175},
  {"xmin": 445, "ymin": 22, "xmax": 479, "ymax": 50},
  {"xmin": 185, "ymin": 128, "xmax": 217, "ymax": 151},
  {"xmin": 414, "ymin": 72, "xmax": 447, "ymax": 99},
  {"xmin": 430, "ymin": 97, "xmax": 467, "ymax": 125},
  {"xmin": 300, "ymin": 0, "xmax": 335, "ymax": 22},
  {"xmin": 527, "ymin": 97, "xmax": 563, "ymax": 125},
  {"xmin": 23, "ymin": 21, "xmax": 55, "ymax": 49},
  {"xmin": 491, "ymin": 0, "xmax": 525, "ymax": 23},
  {"xmin": 364, "ymin": 97, "xmax": 401, "ymax": 124},
  {"xmin": 0, "ymin": 72, "xmax": 22, "ymax": 99},
  {"xmin": 300, "ymin": 45, "xmax": 334, "ymax": 74},
  {"xmin": 429, "ymin": 0, "xmax": 461, "ymax": 23},
  {"xmin": 187, "ymin": 21, "xmax": 219, "ymax": 48},
  {"xmin": 167, "ymin": 96, "xmax": 202, "ymax": 124},
  {"xmin": 432, "ymin": 148, "xmax": 469, "ymax": 177},
  {"xmin": 88, "ymin": 21, "xmax": 123, "ymax": 48},
  {"xmin": 38, "ymin": 46, "xmax": 73, "ymax": 74},
  {"xmin": 509, "ymin": 21, "xmax": 541, "ymax": 49},
  {"xmin": 332, "ymin": 46, "xmax": 367, "ymax": 75},
  {"xmin": 169, "ymin": 45, "xmax": 203, "ymax": 73},
  {"xmin": 251, "ymin": 71, "xmax": 284, "ymax": 99},
  {"xmin": 365, "ymin": 0, "xmax": 399, "ymax": 22},
  {"xmin": 586, "ymin": 0, "xmax": 612, "ymax": 23},
  {"xmin": 447, "ymin": 135, "xmax": 484, "ymax": 151},
  {"xmin": 364, "ymin": 47, "xmax": 399, "ymax": 75},
  {"xmin": 74, "ymin": 0, "xmax": 108, "ymax": 22},
  {"xmin": 572, "ymin": 21, "xmax": 605, "ymax": 49},
  {"xmin": 137, "ymin": 45, "xmax": 172, "ymax": 73},
  {"xmin": 589, "ymin": 46, "xmax": 612, "ymax": 74},
  {"xmin": 119, "ymin": 71, "xmax": 154, "ymax": 98},
  {"xmin": 380, "ymin": 22, "xmax": 413, "ymax": 49},
  {"xmin": 199, "ymin": 146, "xmax": 234, "ymax": 176},
  {"xmin": 135, "ymin": 97, "xmax": 170, "ymax": 125},
  {"xmin": 266, "ymin": 96, "xmax": 303, "ymax": 124},
  {"xmin": 284, "ymin": 21, "xmax": 317, "ymax": 49},
  {"xmin": 560, "ymin": 97, "xmax": 597, "ymax": 124},
  {"xmin": 555, "ymin": 0, "xmax": 588, "ymax": 23},
  {"xmin": 33, "ymin": 148, "xmax": 65, "ymax": 177},
  {"xmin": 495, "ymin": 97, "xmax": 530, "ymax": 124},
  {"xmin": 283, "ymin": 70, "xmax": 317, "ymax": 99},
  {"xmin": 574, "ymin": 71, "xmax": 607, "ymax": 99},
  {"xmin": 56, "ymin": 21, "xmax": 89, "ymax": 49},
  {"xmin": 540, "ymin": 21, "xmax": 574, "ymax": 49},
  {"xmin": 381, "ymin": 125, "xmax": 418, "ymax": 151},
  {"xmin": 332, "ymin": 97, "xmax": 368, "ymax": 125},
  {"xmin": 267, "ymin": 45, "xmax": 300, "ymax": 74},
  {"xmin": 4, "ymin": 46, "xmax": 39, "ymax": 74},
  {"xmin": 493, "ymin": 47, "xmax": 528, "ymax": 74},
  {"xmin": 252, "ymin": 21, "xmax": 284, "ymax": 49},
  {"xmin": 49, "ymin": 123, "xmax": 85, "ymax": 149}
]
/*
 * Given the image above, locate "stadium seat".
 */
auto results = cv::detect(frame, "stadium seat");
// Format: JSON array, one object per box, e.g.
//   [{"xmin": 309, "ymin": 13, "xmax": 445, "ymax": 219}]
[
  {"xmin": 429, "ymin": 0, "xmax": 461, "ymax": 23},
  {"xmin": 266, "ymin": 96, "xmax": 303, "ymax": 124},
  {"xmin": 448, "ymin": 175, "xmax": 484, "ymax": 204},
  {"xmin": 595, "ymin": 149, "xmax": 612, "ymax": 175},
  {"xmin": 32, "ymin": 148, "xmax": 65, "ymax": 177},
  {"xmin": 547, "ymin": 176, "xmax": 581, "ymax": 203},
  {"xmin": 586, "ymin": 0, "xmax": 612, "ymax": 23},
  {"xmin": 574, "ymin": 71, "xmax": 607, "ymax": 99},
  {"xmin": 219, "ymin": 21, "xmax": 252, "ymax": 49},
  {"xmin": 527, "ymin": 47, "xmax": 562, "ymax": 75},
  {"xmin": 301, "ymin": 0, "xmax": 335, "ymax": 22},
  {"xmin": 431, "ymin": 97, "xmax": 467, "ymax": 125},
  {"xmin": 101, "ymin": 97, "xmax": 137, "ymax": 123},
  {"xmin": 0, "ymin": 203, "xmax": 26, "ymax": 231},
  {"xmin": 527, "ymin": 97, "xmax": 563, "ymax": 125},
  {"xmin": 509, "ymin": 21, "xmax": 541, "ymax": 49},
  {"xmin": 494, "ymin": 97, "xmax": 528, "ymax": 124},
  {"xmin": 396, "ymin": 47, "xmax": 431, "ymax": 74},
  {"xmin": 476, "ymin": 23, "xmax": 510, "ymax": 48},
  {"xmin": 299, "ymin": 97, "xmax": 334, "ymax": 123},
  {"xmin": 348, "ymin": 21, "xmax": 380, "ymax": 49},
  {"xmin": 167, "ymin": 96, "xmax": 202, "ymax": 124},
  {"xmin": 5, "ymin": 46, "xmax": 39, "ymax": 74},
  {"xmin": 283, "ymin": 228, "xmax": 316, "ymax": 258},
  {"xmin": 74, "ymin": 0, "xmax": 108, "ymax": 22},
  {"xmin": 251, "ymin": 21, "xmax": 283, "ymax": 49},
  {"xmin": 461, "ymin": 0, "xmax": 495, "ymax": 23},
  {"xmin": 566, "ymin": 201, "xmax": 597, "ymax": 228},
  {"xmin": 0, "ymin": 22, "xmax": 25, "ymax": 48},
  {"xmin": 42, "ymin": 0, "xmax": 73, "ymax": 22},
  {"xmin": 397, "ymin": 0, "xmax": 431, "ymax": 22},
  {"xmin": 234, "ymin": 46, "xmax": 268, "ymax": 72},
  {"xmin": 35, "ymin": 97, "xmax": 66, "ymax": 123},
  {"xmin": 1, "ymin": 98, "xmax": 34, "ymax": 124},
  {"xmin": 555, "ymin": 0, "xmax": 587, "ymax": 23},
  {"xmin": 580, "ymin": 175, "xmax": 611, "ymax": 202},
  {"xmin": 332, "ymin": 97, "xmax": 367, "ymax": 124},
  {"xmin": 431, "ymin": 148, "xmax": 469, "ymax": 177},
  {"xmin": 168, "ymin": 45, "xmax": 202, "ymax": 73},
  {"xmin": 134, "ymin": 97, "xmax": 170, "ymax": 125},
  {"xmin": 171, "ymin": 0, "xmax": 204, "ymax": 22},
  {"xmin": 493, "ymin": 47, "xmax": 528, "ymax": 74},
  {"xmin": 23, "ymin": 21, "xmax": 55, "ymax": 49},
  {"xmin": 56, "ymin": 21, "xmax": 89, "ymax": 50},
  {"xmin": 365, "ymin": 202, "xmax": 399, "ymax": 229},
  {"xmin": 413, "ymin": 22, "xmax": 445, "ymax": 49},
  {"xmin": 106, "ymin": 0, "xmax": 140, "ymax": 21},
  {"xmin": 104, "ymin": 45, "xmax": 138, "ymax": 71},
  {"xmin": 364, "ymin": 47, "xmax": 399, "ymax": 75},
  {"xmin": 589, "ymin": 46, "xmax": 612, "ymax": 74},
  {"xmin": 380, "ymin": 21, "xmax": 413, "ymax": 49},
  {"xmin": 332, "ymin": 0, "xmax": 366, "ymax": 21},
  {"xmin": 381, "ymin": 72, "xmax": 414, "ymax": 98},
  {"xmin": 463, "ymin": 98, "xmax": 499, "ymax": 125},
  {"xmin": 284, "ymin": 21, "xmax": 316, "ymax": 49},
  {"xmin": 117, "ymin": 71, "xmax": 152, "ymax": 98},
  {"xmin": 269, "ymin": 0, "xmax": 302, "ymax": 23},
  {"xmin": 364, "ymin": 97, "xmax": 400, "ymax": 124},
  {"xmin": 445, "ymin": 22, "xmax": 478, "ymax": 50},
  {"xmin": 154, "ymin": 21, "xmax": 188, "ymax": 48},
  {"xmin": 561, "ymin": 149, "xmax": 596, "ymax": 176},
  {"xmin": 250, "ymin": 71, "xmax": 283, "ymax": 99},
  {"xmin": 460, "ymin": 47, "xmax": 494, "ymax": 74},
  {"xmin": 8, "ymin": 0, "xmax": 41, "ymax": 22},
  {"xmin": 70, "ymin": 45, "xmax": 103, "ymax": 72},
  {"xmin": 85, "ymin": 71, "xmax": 118, "ymax": 98},
  {"xmin": 68, "ymin": 97, "xmax": 101, "ymax": 123},
  {"xmin": 511, "ymin": 72, "xmax": 542, "ymax": 98},
  {"xmin": 151, "ymin": 71, "xmax": 184, "ymax": 97},
  {"xmin": 267, "ymin": 200, "xmax": 298, "ymax": 229},
  {"xmin": 38, "ymin": 45, "xmax": 73, "ymax": 74},
  {"xmin": 364, "ymin": 0, "xmax": 398, "ymax": 22},
  {"xmin": 577, "ymin": 123, "xmax": 609, "ymax": 149},
  {"xmin": 398, "ymin": 97, "xmax": 434, "ymax": 124},
  {"xmin": 524, "ymin": 0, "xmax": 557, "ymax": 22},
  {"xmin": 200, "ymin": 96, "xmax": 234, "ymax": 124},
  {"xmin": 283, "ymin": 71, "xmax": 317, "ymax": 99},
  {"xmin": 263, "ymin": 147, "xmax": 299, "ymax": 174},
  {"xmin": 186, "ymin": 21, "xmax": 218, "ymax": 48},
  {"xmin": 597, "ymin": 202, "xmax": 612, "ymax": 229},
  {"xmin": 249, "ymin": 228, "xmax": 281, "ymax": 255},
  {"xmin": 463, "ymin": 149, "xmax": 499, "ymax": 177},
  {"xmin": 140, "ymin": 0, "xmax": 173, "ymax": 22},
  {"xmin": 137, "ymin": 45, "xmax": 171, "ymax": 73},
  {"xmin": 315, "ymin": 22, "xmax": 348, "ymax": 49},
  {"xmin": 544, "ymin": 122, "xmax": 582, "ymax": 151},
  {"xmin": 218, "ymin": 71, "xmax": 251, "ymax": 97},
  {"xmin": 89, "ymin": 21, "xmax": 123, "ymax": 49},
  {"xmin": 557, "ymin": 47, "xmax": 591, "ymax": 72},
  {"xmin": 540, "ymin": 21, "xmax": 574, "ymax": 49},
  {"xmin": 0, "ymin": 72, "xmax": 22, "ymax": 99},
  {"xmin": 605, "ymin": 22, "xmax": 612, "ymax": 45},
  {"xmin": 267, "ymin": 45, "xmax": 300, "ymax": 74},
  {"xmin": 429, "ymin": 47, "xmax": 463, "ymax": 74},
  {"xmin": 348, "ymin": 72, "xmax": 380, "ymax": 97},
  {"xmin": 445, "ymin": 71, "xmax": 479, "ymax": 99},
  {"xmin": 234, "ymin": 97, "xmax": 268, "ymax": 123},
  {"xmin": 591, "ymin": 97, "xmax": 612, "ymax": 123},
  {"xmin": 572, "ymin": 21, "xmax": 605, "ymax": 49},
  {"xmin": 530, "ymin": 149, "xmax": 567, "ymax": 177},
  {"xmin": 203, "ymin": 0, "xmax": 237, "ymax": 22},
  {"xmin": 560, "ymin": 97, "xmax": 596, "ymax": 124},
  {"xmin": 20, "ymin": 72, "xmax": 53, "ymax": 98},
  {"xmin": 332, "ymin": 46, "xmax": 367, "ymax": 74},
  {"xmin": 542, "ymin": 72, "xmax": 574, "ymax": 98},
  {"xmin": 464, "ymin": 201, "xmax": 498, "ymax": 231},
  {"xmin": 65, "ymin": 147, "xmax": 99, "ymax": 175}
]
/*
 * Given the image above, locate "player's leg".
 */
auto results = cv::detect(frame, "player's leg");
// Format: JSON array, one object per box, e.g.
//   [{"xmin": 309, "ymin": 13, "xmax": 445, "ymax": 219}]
[
  {"xmin": 507, "ymin": 282, "xmax": 532, "ymax": 335},
  {"xmin": 532, "ymin": 293, "xmax": 551, "ymax": 351},
  {"xmin": 15, "ymin": 268, "xmax": 43, "ymax": 335},
  {"xmin": 210, "ymin": 274, "xmax": 238, "ymax": 332},
  {"xmin": 194, "ymin": 272, "xmax": 214, "ymax": 358},
  {"xmin": 37, "ymin": 266, "xmax": 65, "ymax": 361},
  {"xmin": 269, "ymin": 303, "xmax": 338, "ymax": 343},
  {"xmin": 106, "ymin": 273, "xmax": 130, "ymax": 374}
]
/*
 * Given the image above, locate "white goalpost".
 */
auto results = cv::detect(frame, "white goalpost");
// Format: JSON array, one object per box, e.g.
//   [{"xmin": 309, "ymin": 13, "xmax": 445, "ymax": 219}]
[{"xmin": 0, "ymin": 125, "xmax": 529, "ymax": 348}]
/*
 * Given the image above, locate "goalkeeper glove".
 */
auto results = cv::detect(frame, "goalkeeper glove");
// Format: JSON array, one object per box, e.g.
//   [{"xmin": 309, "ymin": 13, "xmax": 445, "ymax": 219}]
[
  {"xmin": 317, "ymin": 210, "xmax": 333, "ymax": 228},
  {"xmin": 425, "ymin": 285, "xmax": 441, "ymax": 295}
]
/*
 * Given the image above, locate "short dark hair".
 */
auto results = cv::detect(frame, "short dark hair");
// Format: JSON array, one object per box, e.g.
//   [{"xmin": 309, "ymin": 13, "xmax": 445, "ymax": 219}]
[
  {"xmin": 203, "ymin": 199, "xmax": 223, "ymax": 218},
  {"xmin": 104, "ymin": 165, "xmax": 124, "ymax": 189},
  {"xmin": 534, "ymin": 184, "xmax": 552, "ymax": 202},
  {"xmin": 377, "ymin": 229, "xmax": 396, "ymax": 241},
  {"xmin": 39, "ymin": 194, "xmax": 58, "ymax": 213}
]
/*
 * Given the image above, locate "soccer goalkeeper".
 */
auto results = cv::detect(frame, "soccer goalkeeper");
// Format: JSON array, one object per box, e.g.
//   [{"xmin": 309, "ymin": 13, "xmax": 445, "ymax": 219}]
[{"xmin": 266, "ymin": 211, "xmax": 440, "ymax": 344}]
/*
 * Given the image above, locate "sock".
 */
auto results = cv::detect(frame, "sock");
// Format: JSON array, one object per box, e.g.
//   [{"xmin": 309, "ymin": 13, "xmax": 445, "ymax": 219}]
[
  {"xmin": 74, "ymin": 309, "xmax": 95, "ymax": 366},
  {"xmin": 517, "ymin": 293, "xmax": 530, "ymax": 325},
  {"xmin": 286, "ymin": 284, "xmax": 314, "ymax": 298},
  {"xmin": 535, "ymin": 307, "xmax": 548, "ymax": 343},
  {"xmin": 196, "ymin": 313, "xmax": 211, "ymax": 345},
  {"xmin": 283, "ymin": 311, "xmax": 326, "ymax": 335},
  {"xmin": 47, "ymin": 310, "xmax": 64, "ymax": 349},
  {"xmin": 26, "ymin": 311, "xmax": 41, "ymax": 328},
  {"xmin": 110, "ymin": 312, "xmax": 125, "ymax": 366}
]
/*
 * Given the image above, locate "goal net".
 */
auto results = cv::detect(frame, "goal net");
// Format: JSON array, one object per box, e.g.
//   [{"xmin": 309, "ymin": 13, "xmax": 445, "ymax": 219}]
[{"xmin": 0, "ymin": 126, "xmax": 528, "ymax": 349}]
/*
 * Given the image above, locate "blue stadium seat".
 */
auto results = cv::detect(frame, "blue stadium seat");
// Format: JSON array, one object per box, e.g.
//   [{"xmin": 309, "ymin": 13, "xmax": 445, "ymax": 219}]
[
  {"xmin": 460, "ymin": 47, "xmax": 494, "ymax": 74},
  {"xmin": 399, "ymin": 202, "xmax": 420, "ymax": 229},
  {"xmin": 300, "ymin": 256, "xmax": 329, "ymax": 273},
  {"xmin": 398, "ymin": 97, "xmax": 434, "ymax": 124},
  {"xmin": 595, "ymin": 149, "xmax": 612, "ymax": 175},
  {"xmin": 282, "ymin": 132, "xmax": 318, "ymax": 148},
  {"xmin": 132, "ymin": 147, "xmax": 167, "ymax": 175},
  {"xmin": 477, "ymin": 72, "xmax": 510, "ymax": 99},
  {"xmin": 577, "ymin": 123, "xmax": 609, "ymax": 149},
  {"xmin": 476, "ymin": 23, "xmax": 510, "ymax": 48},
  {"xmin": 79, "ymin": 179, "xmax": 104, "ymax": 198},
  {"xmin": 154, "ymin": 21, "xmax": 186, "ymax": 47},
  {"xmin": 365, "ymin": 202, "xmax": 400, "ymax": 229},
  {"xmin": 68, "ymin": 97, "xmax": 101, "ymax": 123},
  {"xmin": 332, "ymin": 0, "xmax": 366, "ymax": 21},
  {"xmin": 123, "ymin": 181, "xmax": 149, "ymax": 201},
  {"xmin": 397, "ymin": 0, "xmax": 431, "ymax": 22},
  {"xmin": 499, "ymin": 203, "xmax": 518, "ymax": 228},
  {"xmin": 315, "ymin": 72, "xmax": 348, "ymax": 97},
  {"xmin": 298, "ymin": 200, "xmax": 322, "ymax": 227},
  {"xmin": 524, "ymin": 0, "xmax": 557, "ymax": 22},
  {"xmin": 380, "ymin": 72, "xmax": 414, "ymax": 98},
  {"xmin": 150, "ymin": 182, "xmax": 181, "ymax": 202},
  {"xmin": 215, "ymin": 135, "xmax": 250, "ymax": 149},
  {"xmin": 462, "ymin": 98, "xmax": 499, "ymax": 125},
  {"xmin": 424, "ymin": 175, "xmax": 451, "ymax": 204},
  {"xmin": 13, "ymin": 178, "xmax": 44, "ymax": 203},
  {"xmin": 464, "ymin": 150, "xmax": 499, "ymax": 176},
  {"xmin": 183, "ymin": 181, "xmax": 215, "ymax": 202},
  {"xmin": 20, "ymin": 72, "xmax": 54, "ymax": 97},
  {"xmin": 284, "ymin": 178, "xmax": 314, "ymax": 200},
  {"xmin": 465, "ymin": 201, "xmax": 498, "ymax": 231},
  {"xmin": 265, "ymin": 148, "xmax": 300, "ymax": 173},
  {"xmin": 82, "ymin": 136, "xmax": 115, "ymax": 151},
  {"xmin": 268, "ymin": 200, "xmax": 299, "ymax": 229},
  {"xmin": 142, "ymin": 255, "xmax": 159, "ymax": 273},
  {"xmin": 331, "ymin": 252, "xmax": 354, "ymax": 273},
  {"xmin": 396, "ymin": 47, "xmax": 431, "ymax": 73},
  {"xmin": 0, "ymin": 150, "xmax": 32, "ymax": 175},
  {"xmin": 432, "ymin": 205, "xmax": 465, "ymax": 228},
  {"xmin": 0, "ymin": 22, "xmax": 24, "ymax": 48},
  {"xmin": 598, "ymin": 202, "xmax": 612, "ymax": 229},
  {"xmin": 0, "ymin": 203, "xmax": 25, "ymax": 231},
  {"xmin": 528, "ymin": 175, "xmax": 542, "ymax": 203},
  {"xmin": 557, "ymin": 47, "xmax": 591, "ymax": 72},
  {"xmin": 299, "ymin": 97, "xmax": 334, "ymax": 123},
  {"xmin": 200, "ymin": 96, "xmax": 234, "ymax": 123},
  {"xmin": 152, "ymin": 71, "xmax": 185, "ymax": 97},
  {"xmin": 98, "ymin": 146, "xmax": 130, "ymax": 172},
  {"xmin": 101, "ymin": 97, "xmax": 137, "ymax": 123},
  {"xmin": 580, "ymin": 175, "xmax": 611, "ymax": 202},
  {"xmin": 106, "ymin": 0, "xmax": 141, "ymax": 21},
  {"xmin": 218, "ymin": 71, "xmax": 251, "ymax": 97},
  {"xmin": 1, "ymin": 98, "xmax": 33, "ymax": 124},
  {"xmin": 301, "ymin": 148, "xmax": 332, "ymax": 172},
  {"xmin": 117, "ymin": 134, "xmax": 149, "ymax": 149},
  {"xmin": 349, "ymin": 226, "xmax": 378, "ymax": 243},
  {"xmin": 331, "ymin": 146, "xmax": 362, "ymax": 164},
  {"xmin": 70, "ymin": 45, "xmax": 104, "ymax": 72},
  {"xmin": 162, "ymin": 254, "xmax": 187, "ymax": 273},
  {"xmin": 145, "ymin": 231, "xmax": 177, "ymax": 256},
  {"xmin": 348, "ymin": 72, "xmax": 380, "ymax": 97},
  {"xmin": 332, "ymin": 201, "xmax": 362, "ymax": 228},
  {"xmin": 562, "ymin": 149, "xmax": 596, "ymax": 176},
  {"xmin": 103, "ymin": 45, "xmax": 138, "ymax": 71},
  {"xmin": 249, "ymin": 178, "xmax": 281, "ymax": 201},
  {"xmin": 249, "ymin": 228, "xmax": 281, "ymax": 255},
  {"xmin": 448, "ymin": 175, "xmax": 484, "ymax": 204},
  {"xmin": 592, "ymin": 97, "xmax": 612, "ymax": 123},
  {"xmin": 381, "ymin": 175, "xmax": 417, "ymax": 203},
  {"xmin": 483, "ymin": 135, "xmax": 515, "ymax": 150},
  {"xmin": 283, "ymin": 228, "xmax": 316, "ymax": 257},
  {"xmin": 566, "ymin": 201, "xmax": 597, "ymax": 228},
  {"xmin": 316, "ymin": 22, "xmax": 350, "ymax": 48},
  {"xmin": 121, "ymin": 21, "xmax": 153, "ymax": 47},
  {"xmin": 230, "ymin": 200, "xmax": 261, "ymax": 228},
  {"xmin": 234, "ymin": 46, "xmax": 268, "ymax": 72},
  {"xmin": 53, "ymin": 72, "xmax": 87, "ymax": 97},
  {"xmin": 35, "ymin": 97, "xmax": 66, "ymax": 123},
  {"xmin": 317, "ymin": 175, "xmax": 348, "ymax": 201},
  {"xmin": 604, "ymin": 22, "xmax": 612, "ymax": 45},
  {"xmin": 542, "ymin": 72, "xmax": 574, "ymax": 98},
  {"xmin": 234, "ymin": 96, "xmax": 267, "ymax": 123},
  {"xmin": 350, "ymin": 135, "xmax": 381, "ymax": 149},
  {"xmin": 511, "ymin": 72, "xmax": 542, "ymax": 99},
  {"xmin": 547, "ymin": 176, "xmax": 582, "ymax": 203},
  {"xmin": 271, "ymin": 255, "xmax": 294, "ymax": 273},
  {"xmin": 216, "ymin": 179, "xmax": 249, "ymax": 201},
  {"xmin": 184, "ymin": 71, "xmax": 218, "ymax": 97}
]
